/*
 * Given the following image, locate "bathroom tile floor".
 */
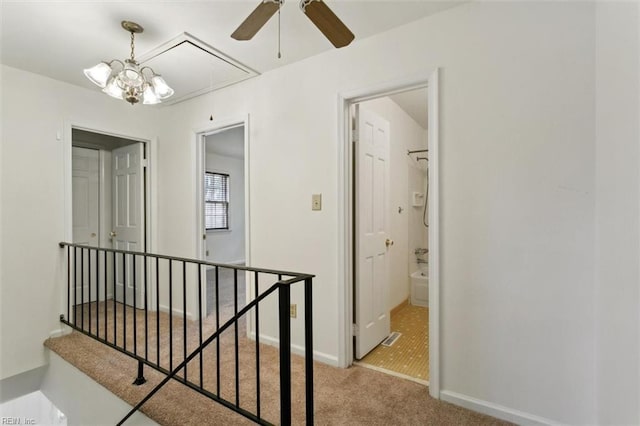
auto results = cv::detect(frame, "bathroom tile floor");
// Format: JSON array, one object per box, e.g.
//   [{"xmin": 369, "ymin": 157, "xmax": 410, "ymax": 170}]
[{"xmin": 359, "ymin": 303, "xmax": 429, "ymax": 382}]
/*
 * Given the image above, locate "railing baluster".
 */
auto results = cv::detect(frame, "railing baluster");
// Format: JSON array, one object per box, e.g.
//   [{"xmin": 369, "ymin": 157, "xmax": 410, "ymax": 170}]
[
  {"xmin": 169, "ymin": 259, "xmax": 173, "ymax": 373},
  {"xmin": 279, "ymin": 284, "xmax": 292, "ymax": 426},
  {"xmin": 234, "ymin": 268, "xmax": 239, "ymax": 407},
  {"xmin": 113, "ymin": 251, "xmax": 117, "ymax": 346},
  {"xmin": 89, "ymin": 248, "xmax": 92, "ymax": 335},
  {"xmin": 123, "ymin": 252, "xmax": 127, "ymax": 352},
  {"xmin": 144, "ymin": 254, "xmax": 148, "ymax": 361},
  {"xmin": 215, "ymin": 265, "xmax": 220, "ymax": 397},
  {"xmin": 305, "ymin": 277, "xmax": 314, "ymax": 425},
  {"xmin": 66, "ymin": 246, "xmax": 70, "ymax": 325},
  {"xmin": 81, "ymin": 248, "xmax": 84, "ymax": 331},
  {"xmin": 94, "ymin": 248, "xmax": 98, "ymax": 338},
  {"xmin": 183, "ymin": 261, "xmax": 187, "ymax": 381},
  {"xmin": 74, "ymin": 247, "xmax": 78, "ymax": 327},
  {"xmin": 156, "ymin": 258, "xmax": 160, "ymax": 367},
  {"xmin": 104, "ymin": 250, "xmax": 107, "ymax": 341},
  {"xmin": 133, "ymin": 253, "xmax": 137, "ymax": 357},
  {"xmin": 198, "ymin": 264, "xmax": 203, "ymax": 389},
  {"xmin": 254, "ymin": 271, "xmax": 261, "ymax": 419}
]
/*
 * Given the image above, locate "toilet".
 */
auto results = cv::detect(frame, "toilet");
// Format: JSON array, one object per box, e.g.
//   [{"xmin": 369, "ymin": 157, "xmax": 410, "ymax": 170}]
[{"xmin": 410, "ymin": 265, "xmax": 428, "ymax": 307}]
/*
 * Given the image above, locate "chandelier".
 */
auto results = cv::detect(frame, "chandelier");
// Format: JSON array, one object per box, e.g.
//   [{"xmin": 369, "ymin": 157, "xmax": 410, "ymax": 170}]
[{"xmin": 84, "ymin": 21, "xmax": 174, "ymax": 105}]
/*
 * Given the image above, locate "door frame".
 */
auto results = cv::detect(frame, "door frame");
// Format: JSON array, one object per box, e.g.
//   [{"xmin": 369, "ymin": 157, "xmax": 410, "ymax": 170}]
[
  {"xmin": 63, "ymin": 121, "xmax": 159, "ymax": 310},
  {"xmin": 337, "ymin": 69, "xmax": 440, "ymax": 398},
  {"xmin": 193, "ymin": 114, "xmax": 251, "ymax": 318}
]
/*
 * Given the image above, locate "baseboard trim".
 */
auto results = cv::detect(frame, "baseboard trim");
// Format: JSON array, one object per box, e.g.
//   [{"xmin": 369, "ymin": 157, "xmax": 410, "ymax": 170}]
[
  {"xmin": 49, "ymin": 325, "xmax": 72, "ymax": 339},
  {"xmin": 248, "ymin": 332, "xmax": 339, "ymax": 367},
  {"xmin": 159, "ymin": 304, "xmax": 195, "ymax": 322},
  {"xmin": 440, "ymin": 390, "xmax": 560, "ymax": 426}
]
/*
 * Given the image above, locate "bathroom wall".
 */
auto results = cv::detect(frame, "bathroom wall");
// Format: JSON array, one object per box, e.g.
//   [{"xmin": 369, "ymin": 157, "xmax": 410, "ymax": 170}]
[
  {"xmin": 360, "ymin": 96, "xmax": 428, "ymax": 310},
  {"xmin": 408, "ymin": 131, "xmax": 429, "ymax": 273}
]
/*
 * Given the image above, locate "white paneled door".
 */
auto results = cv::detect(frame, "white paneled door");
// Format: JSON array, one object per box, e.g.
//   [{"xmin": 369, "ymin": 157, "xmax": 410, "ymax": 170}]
[
  {"xmin": 112, "ymin": 143, "xmax": 145, "ymax": 308},
  {"xmin": 72, "ymin": 147, "xmax": 100, "ymax": 246},
  {"xmin": 72, "ymin": 147, "xmax": 100, "ymax": 305},
  {"xmin": 355, "ymin": 105, "xmax": 392, "ymax": 359}
]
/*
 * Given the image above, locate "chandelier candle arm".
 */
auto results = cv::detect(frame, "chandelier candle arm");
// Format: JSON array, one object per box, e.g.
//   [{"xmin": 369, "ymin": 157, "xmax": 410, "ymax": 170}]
[{"xmin": 83, "ymin": 20, "xmax": 174, "ymax": 105}]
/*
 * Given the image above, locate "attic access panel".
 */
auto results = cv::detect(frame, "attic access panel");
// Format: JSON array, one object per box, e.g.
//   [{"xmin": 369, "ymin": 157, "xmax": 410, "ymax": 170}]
[{"xmin": 138, "ymin": 33, "xmax": 258, "ymax": 106}]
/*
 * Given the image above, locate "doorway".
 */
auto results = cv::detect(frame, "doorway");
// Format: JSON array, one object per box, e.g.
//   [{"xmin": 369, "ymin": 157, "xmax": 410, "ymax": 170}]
[
  {"xmin": 195, "ymin": 117, "xmax": 250, "ymax": 321},
  {"xmin": 352, "ymin": 90, "xmax": 429, "ymax": 384},
  {"xmin": 338, "ymin": 70, "xmax": 440, "ymax": 397},
  {"xmin": 70, "ymin": 128, "xmax": 150, "ymax": 308}
]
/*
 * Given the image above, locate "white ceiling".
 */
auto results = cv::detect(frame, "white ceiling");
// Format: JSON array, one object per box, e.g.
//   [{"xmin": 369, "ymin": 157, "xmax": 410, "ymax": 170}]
[{"xmin": 1, "ymin": 1, "xmax": 463, "ymax": 104}]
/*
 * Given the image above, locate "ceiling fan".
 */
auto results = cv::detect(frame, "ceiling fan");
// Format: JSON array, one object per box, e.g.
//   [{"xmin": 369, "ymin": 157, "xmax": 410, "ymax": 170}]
[{"xmin": 231, "ymin": 0, "xmax": 355, "ymax": 49}]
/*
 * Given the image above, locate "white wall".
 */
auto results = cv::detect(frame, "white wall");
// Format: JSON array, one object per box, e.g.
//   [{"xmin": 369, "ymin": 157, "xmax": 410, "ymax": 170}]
[
  {"xmin": 595, "ymin": 2, "xmax": 640, "ymax": 424},
  {"xmin": 153, "ymin": 2, "xmax": 603, "ymax": 422},
  {"xmin": 205, "ymin": 149, "xmax": 245, "ymax": 264},
  {"xmin": 41, "ymin": 352, "xmax": 156, "ymax": 425},
  {"xmin": 0, "ymin": 65, "xmax": 159, "ymax": 380},
  {"xmin": 359, "ymin": 97, "xmax": 427, "ymax": 310}
]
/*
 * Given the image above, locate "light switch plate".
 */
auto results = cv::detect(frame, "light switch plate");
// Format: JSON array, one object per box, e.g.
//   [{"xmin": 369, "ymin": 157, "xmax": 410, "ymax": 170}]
[{"xmin": 312, "ymin": 194, "xmax": 322, "ymax": 211}]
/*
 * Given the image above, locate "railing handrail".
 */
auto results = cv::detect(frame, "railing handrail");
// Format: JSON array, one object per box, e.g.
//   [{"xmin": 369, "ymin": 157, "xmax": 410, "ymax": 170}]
[
  {"xmin": 58, "ymin": 242, "xmax": 315, "ymax": 280},
  {"xmin": 116, "ymin": 277, "xmax": 293, "ymax": 425}
]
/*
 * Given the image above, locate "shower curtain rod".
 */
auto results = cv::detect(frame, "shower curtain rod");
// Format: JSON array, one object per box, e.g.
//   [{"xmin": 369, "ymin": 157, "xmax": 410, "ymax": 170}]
[{"xmin": 407, "ymin": 149, "xmax": 428, "ymax": 155}]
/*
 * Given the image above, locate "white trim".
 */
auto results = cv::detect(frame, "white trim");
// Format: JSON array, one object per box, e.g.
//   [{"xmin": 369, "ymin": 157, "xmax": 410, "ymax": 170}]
[
  {"xmin": 193, "ymin": 115, "xmax": 251, "ymax": 321},
  {"xmin": 440, "ymin": 391, "xmax": 561, "ymax": 426},
  {"xmin": 159, "ymin": 305, "xmax": 196, "ymax": 322},
  {"xmin": 336, "ymin": 69, "xmax": 441, "ymax": 400},
  {"xmin": 49, "ymin": 325, "xmax": 72, "ymax": 339},
  {"xmin": 136, "ymin": 32, "xmax": 259, "ymax": 107},
  {"xmin": 427, "ymin": 69, "xmax": 440, "ymax": 399},
  {"xmin": 248, "ymin": 332, "xmax": 339, "ymax": 367},
  {"xmin": 98, "ymin": 149, "xmax": 107, "ymax": 249},
  {"xmin": 62, "ymin": 121, "xmax": 159, "ymax": 314},
  {"xmin": 353, "ymin": 361, "xmax": 429, "ymax": 386}
]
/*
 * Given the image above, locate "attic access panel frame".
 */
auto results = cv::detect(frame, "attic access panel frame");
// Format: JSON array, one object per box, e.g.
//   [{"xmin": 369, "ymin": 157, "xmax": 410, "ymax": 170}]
[{"xmin": 137, "ymin": 32, "xmax": 259, "ymax": 106}]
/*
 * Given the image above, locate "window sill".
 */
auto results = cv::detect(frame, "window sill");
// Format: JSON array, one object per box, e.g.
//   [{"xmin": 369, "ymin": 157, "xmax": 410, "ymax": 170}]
[{"xmin": 207, "ymin": 229, "xmax": 231, "ymax": 234}]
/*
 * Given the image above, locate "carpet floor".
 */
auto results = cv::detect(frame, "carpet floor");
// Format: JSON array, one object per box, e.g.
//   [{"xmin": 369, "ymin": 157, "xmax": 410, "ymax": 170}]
[{"xmin": 45, "ymin": 301, "xmax": 510, "ymax": 426}]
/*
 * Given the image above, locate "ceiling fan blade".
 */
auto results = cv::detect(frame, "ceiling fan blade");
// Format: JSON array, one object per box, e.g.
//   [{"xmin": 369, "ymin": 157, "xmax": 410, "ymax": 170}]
[
  {"xmin": 231, "ymin": 1, "xmax": 280, "ymax": 41},
  {"xmin": 302, "ymin": 0, "xmax": 354, "ymax": 48}
]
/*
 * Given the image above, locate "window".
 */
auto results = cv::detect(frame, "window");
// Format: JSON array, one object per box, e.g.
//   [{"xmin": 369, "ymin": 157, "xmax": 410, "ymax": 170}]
[{"xmin": 205, "ymin": 172, "xmax": 229, "ymax": 230}]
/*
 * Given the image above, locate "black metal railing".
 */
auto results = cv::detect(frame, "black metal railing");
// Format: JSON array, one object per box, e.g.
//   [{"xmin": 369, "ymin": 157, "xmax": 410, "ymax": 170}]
[{"xmin": 58, "ymin": 242, "xmax": 314, "ymax": 425}]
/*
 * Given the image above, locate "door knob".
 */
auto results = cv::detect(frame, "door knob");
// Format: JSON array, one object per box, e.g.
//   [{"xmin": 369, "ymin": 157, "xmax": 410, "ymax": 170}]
[
  {"xmin": 110, "ymin": 231, "xmax": 117, "ymax": 238},
  {"xmin": 385, "ymin": 238, "xmax": 394, "ymax": 248}
]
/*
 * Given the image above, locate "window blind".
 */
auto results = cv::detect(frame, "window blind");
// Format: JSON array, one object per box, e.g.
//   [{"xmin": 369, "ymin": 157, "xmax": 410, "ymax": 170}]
[{"xmin": 205, "ymin": 172, "xmax": 229, "ymax": 230}]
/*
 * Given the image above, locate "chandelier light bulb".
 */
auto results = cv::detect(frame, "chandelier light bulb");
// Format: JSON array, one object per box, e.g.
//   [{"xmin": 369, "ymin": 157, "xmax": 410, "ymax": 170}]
[
  {"xmin": 83, "ymin": 62, "xmax": 113, "ymax": 88},
  {"xmin": 150, "ymin": 75, "xmax": 174, "ymax": 99},
  {"xmin": 142, "ymin": 85, "xmax": 160, "ymax": 105},
  {"xmin": 102, "ymin": 76, "xmax": 124, "ymax": 100}
]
